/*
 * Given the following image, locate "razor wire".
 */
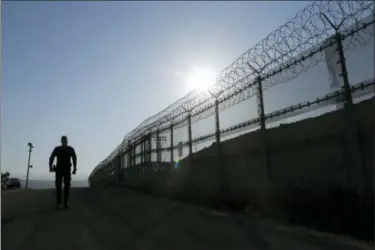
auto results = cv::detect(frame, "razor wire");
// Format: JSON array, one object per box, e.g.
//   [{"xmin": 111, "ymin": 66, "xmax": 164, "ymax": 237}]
[
  {"xmin": 138, "ymin": 78, "xmax": 375, "ymax": 156},
  {"xmin": 93, "ymin": 76, "xmax": 374, "ymax": 177},
  {"xmin": 93, "ymin": 0, "xmax": 374, "ymax": 174}
]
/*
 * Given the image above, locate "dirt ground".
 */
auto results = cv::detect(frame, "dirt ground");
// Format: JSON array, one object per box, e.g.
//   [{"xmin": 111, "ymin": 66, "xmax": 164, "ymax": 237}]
[{"xmin": 1, "ymin": 187, "xmax": 373, "ymax": 250}]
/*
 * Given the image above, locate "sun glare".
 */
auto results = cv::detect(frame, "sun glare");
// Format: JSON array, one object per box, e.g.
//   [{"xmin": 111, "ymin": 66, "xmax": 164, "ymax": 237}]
[{"xmin": 186, "ymin": 66, "xmax": 217, "ymax": 92}]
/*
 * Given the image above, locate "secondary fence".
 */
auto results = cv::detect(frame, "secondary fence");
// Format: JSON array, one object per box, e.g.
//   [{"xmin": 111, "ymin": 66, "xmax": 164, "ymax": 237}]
[{"xmin": 90, "ymin": 0, "xmax": 374, "ymax": 181}]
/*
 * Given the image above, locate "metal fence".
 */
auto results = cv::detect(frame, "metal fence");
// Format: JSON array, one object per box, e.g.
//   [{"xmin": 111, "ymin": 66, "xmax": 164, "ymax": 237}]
[{"xmin": 90, "ymin": 0, "xmax": 374, "ymax": 179}]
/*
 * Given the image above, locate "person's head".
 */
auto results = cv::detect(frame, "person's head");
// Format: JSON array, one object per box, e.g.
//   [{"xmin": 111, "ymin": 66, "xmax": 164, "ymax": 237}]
[{"xmin": 61, "ymin": 136, "xmax": 68, "ymax": 146}]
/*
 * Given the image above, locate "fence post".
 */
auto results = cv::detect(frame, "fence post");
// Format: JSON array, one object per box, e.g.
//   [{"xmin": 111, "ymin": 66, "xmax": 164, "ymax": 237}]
[
  {"xmin": 156, "ymin": 128, "xmax": 161, "ymax": 163},
  {"xmin": 188, "ymin": 113, "xmax": 193, "ymax": 156},
  {"xmin": 170, "ymin": 123, "xmax": 174, "ymax": 162},
  {"xmin": 145, "ymin": 134, "xmax": 148, "ymax": 164},
  {"xmin": 119, "ymin": 151, "xmax": 123, "ymax": 184},
  {"xmin": 248, "ymin": 61, "xmax": 271, "ymax": 183},
  {"xmin": 128, "ymin": 144, "xmax": 131, "ymax": 167},
  {"xmin": 134, "ymin": 142, "xmax": 137, "ymax": 166},
  {"xmin": 140, "ymin": 137, "xmax": 144, "ymax": 177},
  {"xmin": 335, "ymin": 32, "xmax": 365, "ymax": 191},
  {"xmin": 320, "ymin": 13, "xmax": 365, "ymax": 191},
  {"xmin": 131, "ymin": 144, "xmax": 133, "ymax": 166},
  {"xmin": 129, "ymin": 144, "xmax": 132, "ymax": 167},
  {"xmin": 140, "ymin": 137, "xmax": 144, "ymax": 165},
  {"xmin": 145, "ymin": 134, "xmax": 148, "ymax": 174},
  {"xmin": 127, "ymin": 145, "xmax": 130, "ymax": 168},
  {"xmin": 119, "ymin": 153, "xmax": 123, "ymax": 184},
  {"xmin": 214, "ymin": 97, "xmax": 227, "ymax": 200},
  {"xmin": 335, "ymin": 33, "xmax": 353, "ymax": 106},
  {"xmin": 148, "ymin": 131, "xmax": 152, "ymax": 163},
  {"xmin": 132, "ymin": 141, "xmax": 137, "ymax": 166},
  {"xmin": 120, "ymin": 150, "xmax": 123, "ymax": 169},
  {"xmin": 215, "ymin": 99, "xmax": 221, "ymax": 145},
  {"xmin": 256, "ymin": 75, "xmax": 271, "ymax": 181}
]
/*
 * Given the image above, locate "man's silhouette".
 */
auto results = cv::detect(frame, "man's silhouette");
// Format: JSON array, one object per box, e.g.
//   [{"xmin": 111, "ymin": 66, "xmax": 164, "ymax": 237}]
[{"xmin": 49, "ymin": 136, "xmax": 77, "ymax": 209}]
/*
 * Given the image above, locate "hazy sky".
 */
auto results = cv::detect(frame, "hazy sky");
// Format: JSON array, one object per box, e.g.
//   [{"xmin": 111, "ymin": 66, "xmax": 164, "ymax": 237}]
[{"xmin": 3, "ymin": 1, "xmax": 372, "ymax": 181}]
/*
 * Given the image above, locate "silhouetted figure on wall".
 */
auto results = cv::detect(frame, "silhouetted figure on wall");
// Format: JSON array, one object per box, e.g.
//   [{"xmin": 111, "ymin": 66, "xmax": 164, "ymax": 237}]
[{"xmin": 49, "ymin": 136, "xmax": 77, "ymax": 209}]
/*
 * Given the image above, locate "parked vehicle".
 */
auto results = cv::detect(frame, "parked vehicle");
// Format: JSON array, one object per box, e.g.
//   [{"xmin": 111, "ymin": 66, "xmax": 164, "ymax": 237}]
[{"xmin": 6, "ymin": 178, "xmax": 21, "ymax": 189}]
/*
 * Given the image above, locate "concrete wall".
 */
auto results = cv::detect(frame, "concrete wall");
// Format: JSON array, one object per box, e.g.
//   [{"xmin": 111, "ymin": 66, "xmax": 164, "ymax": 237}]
[
  {"xmin": 90, "ymin": 98, "xmax": 374, "ymax": 240},
  {"xmin": 159, "ymin": 98, "xmax": 373, "ymax": 240},
  {"xmin": 97, "ymin": 98, "xmax": 373, "ymax": 199},
  {"xmin": 144, "ymin": 99, "xmax": 373, "ymax": 201}
]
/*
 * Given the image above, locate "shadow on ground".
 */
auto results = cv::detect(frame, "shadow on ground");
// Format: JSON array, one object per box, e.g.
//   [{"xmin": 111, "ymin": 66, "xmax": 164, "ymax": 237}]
[
  {"xmin": 1, "ymin": 207, "xmax": 57, "ymax": 227},
  {"xmin": 119, "ymin": 184, "xmax": 374, "ymax": 243}
]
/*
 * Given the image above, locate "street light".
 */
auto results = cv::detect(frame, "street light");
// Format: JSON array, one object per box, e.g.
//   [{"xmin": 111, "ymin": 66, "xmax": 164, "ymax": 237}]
[{"xmin": 25, "ymin": 142, "xmax": 34, "ymax": 188}]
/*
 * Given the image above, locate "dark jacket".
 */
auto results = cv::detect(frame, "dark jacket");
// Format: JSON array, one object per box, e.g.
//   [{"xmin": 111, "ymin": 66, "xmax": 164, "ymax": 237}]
[{"xmin": 49, "ymin": 145, "xmax": 77, "ymax": 170}]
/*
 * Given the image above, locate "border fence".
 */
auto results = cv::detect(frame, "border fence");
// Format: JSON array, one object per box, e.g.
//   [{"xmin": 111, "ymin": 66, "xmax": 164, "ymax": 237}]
[{"xmin": 89, "ymin": 0, "xmax": 374, "ymax": 186}]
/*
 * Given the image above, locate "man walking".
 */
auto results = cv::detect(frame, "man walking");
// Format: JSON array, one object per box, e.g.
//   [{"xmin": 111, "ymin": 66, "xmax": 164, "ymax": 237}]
[{"xmin": 49, "ymin": 136, "xmax": 77, "ymax": 209}]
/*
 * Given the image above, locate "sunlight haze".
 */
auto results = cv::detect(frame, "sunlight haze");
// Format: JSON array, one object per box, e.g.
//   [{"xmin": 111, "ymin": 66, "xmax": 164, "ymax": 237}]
[{"xmin": 2, "ymin": 1, "xmax": 321, "ymax": 180}]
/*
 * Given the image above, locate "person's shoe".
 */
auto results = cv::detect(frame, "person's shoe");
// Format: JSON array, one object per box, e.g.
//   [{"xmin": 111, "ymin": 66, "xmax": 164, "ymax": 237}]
[
  {"xmin": 56, "ymin": 204, "xmax": 63, "ymax": 210},
  {"xmin": 62, "ymin": 204, "xmax": 70, "ymax": 210}
]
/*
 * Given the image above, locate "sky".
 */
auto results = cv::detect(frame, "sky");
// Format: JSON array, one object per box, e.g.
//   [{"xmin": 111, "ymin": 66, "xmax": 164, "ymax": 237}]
[{"xmin": 2, "ymin": 1, "xmax": 373, "ymax": 181}]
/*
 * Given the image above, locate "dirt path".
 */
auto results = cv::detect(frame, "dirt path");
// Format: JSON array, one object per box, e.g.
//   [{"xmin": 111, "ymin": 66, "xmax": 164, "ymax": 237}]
[{"xmin": 1, "ymin": 187, "xmax": 373, "ymax": 250}]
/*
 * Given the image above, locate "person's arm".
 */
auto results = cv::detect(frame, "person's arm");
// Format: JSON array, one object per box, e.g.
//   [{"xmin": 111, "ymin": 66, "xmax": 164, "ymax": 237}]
[
  {"xmin": 71, "ymin": 147, "xmax": 77, "ymax": 172},
  {"xmin": 49, "ymin": 147, "xmax": 57, "ymax": 171}
]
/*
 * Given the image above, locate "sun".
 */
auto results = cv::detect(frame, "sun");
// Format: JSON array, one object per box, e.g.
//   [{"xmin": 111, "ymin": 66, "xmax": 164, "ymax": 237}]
[{"xmin": 186, "ymin": 66, "xmax": 217, "ymax": 92}]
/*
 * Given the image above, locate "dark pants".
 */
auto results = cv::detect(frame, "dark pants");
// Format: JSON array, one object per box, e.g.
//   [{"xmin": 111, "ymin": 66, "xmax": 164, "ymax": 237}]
[{"xmin": 55, "ymin": 167, "xmax": 71, "ymax": 206}]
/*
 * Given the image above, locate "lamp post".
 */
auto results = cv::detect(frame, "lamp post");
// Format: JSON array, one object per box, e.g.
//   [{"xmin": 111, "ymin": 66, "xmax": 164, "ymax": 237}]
[{"xmin": 25, "ymin": 142, "xmax": 34, "ymax": 188}]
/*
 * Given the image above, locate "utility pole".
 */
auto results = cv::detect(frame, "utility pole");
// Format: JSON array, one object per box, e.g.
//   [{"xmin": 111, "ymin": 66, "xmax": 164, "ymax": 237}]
[{"xmin": 25, "ymin": 142, "xmax": 34, "ymax": 188}]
